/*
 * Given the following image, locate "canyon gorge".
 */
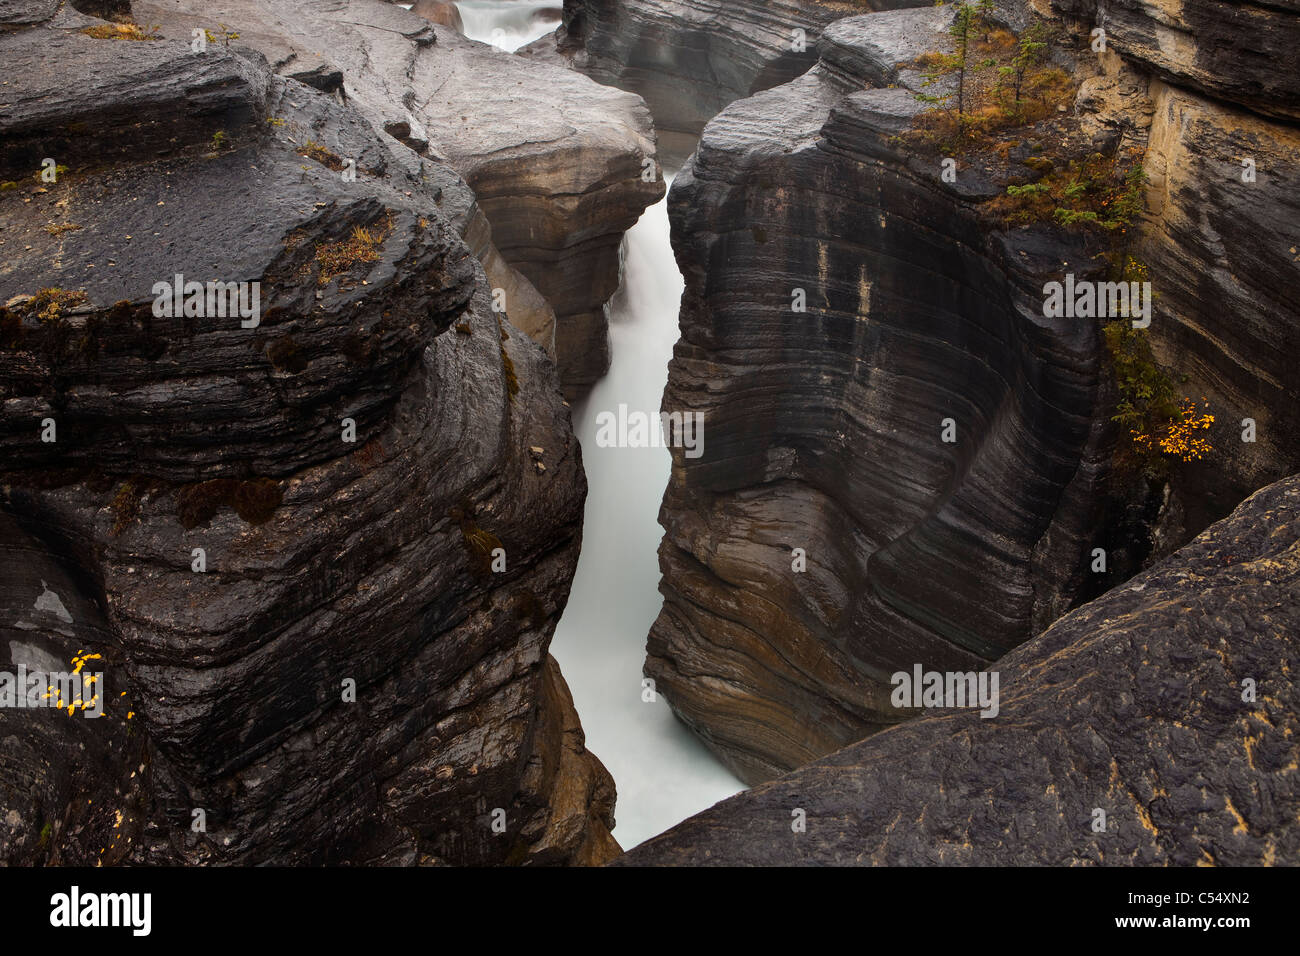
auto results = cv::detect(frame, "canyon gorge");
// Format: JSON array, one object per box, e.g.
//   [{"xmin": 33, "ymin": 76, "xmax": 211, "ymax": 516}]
[{"xmin": 0, "ymin": 0, "xmax": 1296, "ymax": 869}]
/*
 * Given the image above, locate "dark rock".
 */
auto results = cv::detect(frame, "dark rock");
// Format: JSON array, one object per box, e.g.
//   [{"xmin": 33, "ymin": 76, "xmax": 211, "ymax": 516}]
[
  {"xmin": 1050, "ymin": 0, "xmax": 1300, "ymax": 122},
  {"xmin": 619, "ymin": 474, "xmax": 1300, "ymax": 865},
  {"xmin": 131, "ymin": 0, "xmax": 664, "ymax": 396},
  {"xmin": 0, "ymin": 10, "xmax": 615, "ymax": 866},
  {"xmin": 645, "ymin": 8, "xmax": 1118, "ymax": 784},
  {"xmin": 556, "ymin": 0, "xmax": 933, "ymax": 163}
]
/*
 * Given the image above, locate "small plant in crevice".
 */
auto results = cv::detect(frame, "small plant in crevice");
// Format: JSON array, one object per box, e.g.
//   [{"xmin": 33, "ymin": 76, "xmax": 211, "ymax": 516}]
[
  {"xmin": 297, "ymin": 139, "xmax": 346, "ymax": 171},
  {"xmin": 1101, "ymin": 257, "xmax": 1214, "ymax": 474},
  {"xmin": 298, "ymin": 213, "xmax": 394, "ymax": 286},
  {"xmin": 450, "ymin": 499, "xmax": 503, "ymax": 577},
  {"xmin": 80, "ymin": 22, "xmax": 161, "ymax": 41}
]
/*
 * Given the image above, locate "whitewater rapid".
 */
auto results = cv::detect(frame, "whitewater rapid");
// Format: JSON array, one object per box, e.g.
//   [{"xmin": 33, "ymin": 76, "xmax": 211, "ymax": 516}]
[
  {"xmin": 456, "ymin": 0, "xmax": 559, "ymax": 51},
  {"xmin": 456, "ymin": 2, "xmax": 745, "ymax": 850}
]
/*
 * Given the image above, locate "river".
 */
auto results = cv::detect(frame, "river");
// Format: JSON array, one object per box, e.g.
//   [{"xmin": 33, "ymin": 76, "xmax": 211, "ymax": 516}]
[{"xmin": 456, "ymin": 1, "xmax": 745, "ymax": 850}]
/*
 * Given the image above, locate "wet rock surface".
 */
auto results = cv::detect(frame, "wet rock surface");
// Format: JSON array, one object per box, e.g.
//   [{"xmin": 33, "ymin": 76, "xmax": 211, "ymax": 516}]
[
  {"xmin": 646, "ymin": 8, "xmax": 1119, "ymax": 784},
  {"xmin": 551, "ymin": 0, "xmax": 929, "ymax": 163},
  {"xmin": 0, "ymin": 3, "xmax": 615, "ymax": 866},
  {"xmin": 615, "ymin": 0, "xmax": 1300, "ymax": 788},
  {"xmin": 130, "ymin": 0, "xmax": 664, "ymax": 396},
  {"xmin": 621, "ymin": 475, "xmax": 1300, "ymax": 865}
]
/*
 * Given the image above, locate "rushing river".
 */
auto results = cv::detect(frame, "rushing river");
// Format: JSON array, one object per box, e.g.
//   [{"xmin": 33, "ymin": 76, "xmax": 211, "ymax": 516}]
[
  {"xmin": 456, "ymin": 0, "xmax": 560, "ymax": 51},
  {"xmin": 457, "ymin": 1, "xmax": 745, "ymax": 849}
]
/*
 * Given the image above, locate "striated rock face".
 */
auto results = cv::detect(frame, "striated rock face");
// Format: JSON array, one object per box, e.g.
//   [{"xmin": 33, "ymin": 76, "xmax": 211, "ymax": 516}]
[
  {"xmin": 1027, "ymin": 0, "xmax": 1300, "ymax": 540},
  {"xmin": 620, "ymin": 474, "xmax": 1300, "ymax": 866},
  {"xmin": 1047, "ymin": 0, "xmax": 1300, "ymax": 123},
  {"xmin": 0, "ymin": 4, "xmax": 614, "ymax": 866},
  {"xmin": 1134, "ymin": 81, "xmax": 1300, "ymax": 536},
  {"xmin": 552, "ymin": 0, "xmax": 928, "ymax": 163},
  {"xmin": 131, "ymin": 0, "xmax": 664, "ymax": 396},
  {"xmin": 645, "ymin": 7, "xmax": 1120, "ymax": 785}
]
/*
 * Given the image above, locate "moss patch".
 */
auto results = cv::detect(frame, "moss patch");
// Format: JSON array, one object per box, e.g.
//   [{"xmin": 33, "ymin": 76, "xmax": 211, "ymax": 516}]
[
  {"xmin": 176, "ymin": 477, "xmax": 284, "ymax": 529},
  {"xmin": 450, "ymin": 500, "xmax": 503, "ymax": 576},
  {"xmin": 80, "ymin": 23, "xmax": 160, "ymax": 41},
  {"xmin": 300, "ymin": 213, "xmax": 393, "ymax": 286},
  {"xmin": 297, "ymin": 139, "xmax": 345, "ymax": 171}
]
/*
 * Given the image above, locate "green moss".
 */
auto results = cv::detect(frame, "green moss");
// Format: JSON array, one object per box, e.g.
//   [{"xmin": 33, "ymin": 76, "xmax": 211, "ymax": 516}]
[
  {"xmin": 110, "ymin": 479, "xmax": 143, "ymax": 536},
  {"xmin": 297, "ymin": 139, "xmax": 345, "ymax": 171}
]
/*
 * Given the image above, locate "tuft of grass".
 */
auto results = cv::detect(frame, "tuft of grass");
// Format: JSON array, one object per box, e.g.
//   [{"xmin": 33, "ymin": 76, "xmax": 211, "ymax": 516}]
[
  {"xmin": 309, "ymin": 215, "xmax": 392, "ymax": 286},
  {"xmin": 297, "ymin": 139, "xmax": 345, "ymax": 171}
]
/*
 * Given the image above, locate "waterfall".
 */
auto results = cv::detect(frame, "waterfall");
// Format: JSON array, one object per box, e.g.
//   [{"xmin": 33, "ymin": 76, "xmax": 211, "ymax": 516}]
[
  {"xmin": 456, "ymin": 5, "xmax": 745, "ymax": 848},
  {"xmin": 455, "ymin": 1, "xmax": 562, "ymax": 52}
]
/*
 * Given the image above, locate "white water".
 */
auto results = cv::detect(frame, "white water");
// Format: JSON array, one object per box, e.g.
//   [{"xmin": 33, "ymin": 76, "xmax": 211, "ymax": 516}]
[
  {"xmin": 455, "ymin": 0, "xmax": 560, "ymax": 52},
  {"xmin": 458, "ymin": 7, "xmax": 746, "ymax": 849},
  {"xmin": 549, "ymin": 191, "xmax": 745, "ymax": 850}
]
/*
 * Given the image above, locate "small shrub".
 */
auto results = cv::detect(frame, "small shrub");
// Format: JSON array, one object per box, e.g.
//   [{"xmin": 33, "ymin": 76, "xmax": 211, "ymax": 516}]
[
  {"xmin": 297, "ymin": 140, "xmax": 345, "ymax": 171},
  {"xmin": 309, "ymin": 215, "xmax": 392, "ymax": 286}
]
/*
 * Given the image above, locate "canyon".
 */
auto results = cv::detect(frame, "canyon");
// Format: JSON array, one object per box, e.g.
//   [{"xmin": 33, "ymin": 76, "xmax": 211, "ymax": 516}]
[
  {"xmin": 1, "ymin": 0, "xmax": 1296, "ymax": 868},
  {"xmin": 546, "ymin": 0, "xmax": 1300, "ymax": 793}
]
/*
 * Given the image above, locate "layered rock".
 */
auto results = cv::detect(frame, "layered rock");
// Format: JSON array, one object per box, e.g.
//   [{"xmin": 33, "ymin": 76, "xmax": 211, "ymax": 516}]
[
  {"xmin": 632, "ymin": 0, "xmax": 1300, "ymax": 787},
  {"xmin": 548, "ymin": 0, "xmax": 929, "ymax": 163},
  {"xmin": 643, "ymin": 7, "xmax": 1123, "ymax": 785},
  {"xmin": 1046, "ymin": 0, "xmax": 1300, "ymax": 122},
  {"xmin": 132, "ymin": 0, "xmax": 664, "ymax": 395},
  {"xmin": 1037, "ymin": 0, "xmax": 1300, "ymax": 539},
  {"xmin": 620, "ymin": 474, "xmax": 1300, "ymax": 866},
  {"xmin": 0, "ymin": 4, "xmax": 614, "ymax": 865}
]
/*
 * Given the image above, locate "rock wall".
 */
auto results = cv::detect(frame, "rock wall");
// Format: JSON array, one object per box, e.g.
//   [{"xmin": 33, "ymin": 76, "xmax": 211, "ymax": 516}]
[
  {"xmin": 616, "ymin": 0, "xmax": 1300, "ymax": 787},
  {"xmin": 132, "ymin": 0, "xmax": 665, "ymax": 396},
  {"xmin": 620, "ymin": 474, "xmax": 1300, "ymax": 866},
  {"xmin": 0, "ymin": 3, "xmax": 613, "ymax": 866},
  {"xmin": 646, "ymin": 7, "xmax": 1127, "ymax": 784},
  {"xmin": 550, "ymin": 0, "xmax": 928, "ymax": 163},
  {"xmin": 1048, "ymin": 0, "xmax": 1300, "ymax": 539}
]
